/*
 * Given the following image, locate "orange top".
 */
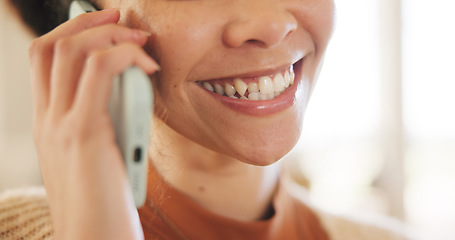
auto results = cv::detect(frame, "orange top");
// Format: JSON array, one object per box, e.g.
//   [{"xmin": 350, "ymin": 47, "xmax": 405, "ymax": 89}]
[{"xmin": 138, "ymin": 165, "xmax": 329, "ymax": 240}]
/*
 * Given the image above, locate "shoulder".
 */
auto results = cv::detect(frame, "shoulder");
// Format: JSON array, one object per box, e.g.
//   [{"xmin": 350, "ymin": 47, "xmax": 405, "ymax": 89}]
[
  {"xmin": 0, "ymin": 187, "xmax": 54, "ymax": 239},
  {"xmin": 282, "ymin": 177, "xmax": 412, "ymax": 240}
]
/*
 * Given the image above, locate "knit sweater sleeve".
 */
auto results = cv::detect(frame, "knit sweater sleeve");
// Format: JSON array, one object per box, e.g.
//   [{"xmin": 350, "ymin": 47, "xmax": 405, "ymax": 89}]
[{"xmin": 0, "ymin": 187, "xmax": 54, "ymax": 240}]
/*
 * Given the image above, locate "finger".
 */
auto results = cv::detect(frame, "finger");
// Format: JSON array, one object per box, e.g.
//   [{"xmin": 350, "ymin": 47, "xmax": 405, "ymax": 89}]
[
  {"xmin": 29, "ymin": 38, "xmax": 53, "ymax": 119},
  {"xmin": 50, "ymin": 9, "xmax": 121, "ymax": 41},
  {"xmin": 49, "ymin": 25, "xmax": 151, "ymax": 116},
  {"xmin": 73, "ymin": 43, "xmax": 159, "ymax": 118},
  {"xmin": 28, "ymin": 9, "xmax": 121, "ymax": 119}
]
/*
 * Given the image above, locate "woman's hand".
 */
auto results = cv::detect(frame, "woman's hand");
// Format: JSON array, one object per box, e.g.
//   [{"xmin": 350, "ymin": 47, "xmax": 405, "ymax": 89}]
[{"xmin": 29, "ymin": 9, "xmax": 159, "ymax": 240}]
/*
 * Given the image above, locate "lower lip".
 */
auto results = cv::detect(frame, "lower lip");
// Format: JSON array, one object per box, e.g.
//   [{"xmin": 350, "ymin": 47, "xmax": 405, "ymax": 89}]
[{"xmin": 200, "ymin": 61, "xmax": 303, "ymax": 117}]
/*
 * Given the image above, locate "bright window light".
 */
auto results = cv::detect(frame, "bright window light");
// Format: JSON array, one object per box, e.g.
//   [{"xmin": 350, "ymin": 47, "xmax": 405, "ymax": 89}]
[
  {"xmin": 402, "ymin": 0, "xmax": 455, "ymax": 239},
  {"xmin": 293, "ymin": 0, "xmax": 384, "ymax": 214}
]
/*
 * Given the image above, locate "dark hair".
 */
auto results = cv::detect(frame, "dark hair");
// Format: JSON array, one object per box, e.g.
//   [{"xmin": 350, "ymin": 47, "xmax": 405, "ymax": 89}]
[{"xmin": 8, "ymin": 0, "xmax": 97, "ymax": 36}]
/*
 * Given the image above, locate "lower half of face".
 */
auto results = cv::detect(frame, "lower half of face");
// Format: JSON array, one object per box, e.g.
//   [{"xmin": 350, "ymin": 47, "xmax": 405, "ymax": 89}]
[
  {"xmin": 153, "ymin": 52, "xmax": 325, "ymax": 166},
  {"xmin": 117, "ymin": 0, "xmax": 334, "ymax": 166}
]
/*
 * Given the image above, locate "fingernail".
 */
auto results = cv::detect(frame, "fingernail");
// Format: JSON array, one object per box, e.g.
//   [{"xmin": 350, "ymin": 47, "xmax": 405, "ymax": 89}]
[
  {"xmin": 141, "ymin": 30, "xmax": 152, "ymax": 37},
  {"xmin": 153, "ymin": 62, "xmax": 161, "ymax": 72},
  {"xmin": 102, "ymin": 8, "xmax": 119, "ymax": 12},
  {"xmin": 135, "ymin": 29, "xmax": 152, "ymax": 37}
]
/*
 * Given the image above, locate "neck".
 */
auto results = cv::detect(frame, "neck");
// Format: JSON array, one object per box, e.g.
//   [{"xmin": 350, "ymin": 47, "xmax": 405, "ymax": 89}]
[{"xmin": 149, "ymin": 120, "xmax": 282, "ymax": 221}]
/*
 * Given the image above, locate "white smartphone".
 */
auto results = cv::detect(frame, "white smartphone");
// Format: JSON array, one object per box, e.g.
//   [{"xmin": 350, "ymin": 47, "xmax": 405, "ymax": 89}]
[{"xmin": 69, "ymin": 0, "xmax": 152, "ymax": 207}]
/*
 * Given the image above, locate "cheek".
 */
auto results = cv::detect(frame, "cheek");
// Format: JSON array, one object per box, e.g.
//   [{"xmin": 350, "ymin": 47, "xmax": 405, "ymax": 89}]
[
  {"xmin": 292, "ymin": 0, "xmax": 335, "ymax": 53},
  {"xmin": 120, "ymin": 2, "xmax": 221, "ymax": 67},
  {"xmin": 144, "ymin": 5, "xmax": 222, "ymax": 70},
  {"xmin": 316, "ymin": 2, "xmax": 335, "ymax": 51}
]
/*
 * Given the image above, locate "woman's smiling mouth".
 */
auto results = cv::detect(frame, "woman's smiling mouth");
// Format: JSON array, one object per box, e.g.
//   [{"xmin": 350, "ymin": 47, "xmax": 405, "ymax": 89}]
[
  {"xmin": 197, "ymin": 65, "xmax": 295, "ymax": 101},
  {"xmin": 193, "ymin": 59, "xmax": 304, "ymax": 116}
]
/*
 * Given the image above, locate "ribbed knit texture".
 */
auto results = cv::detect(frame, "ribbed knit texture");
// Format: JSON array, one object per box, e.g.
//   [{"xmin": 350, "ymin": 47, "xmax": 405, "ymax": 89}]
[
  {"xmin": 0, "ymin": 188, "xmax": 53, "ymax": 240},
  {"xmin": 0, "ymin": 186, "xmax": 410, "ymax": 240}
]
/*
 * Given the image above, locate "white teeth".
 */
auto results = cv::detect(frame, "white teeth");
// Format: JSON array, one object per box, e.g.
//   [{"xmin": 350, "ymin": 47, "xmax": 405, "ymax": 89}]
[
  {"xmin": 284, "ymin": 71, "xmax": 290, "ymax": 88},
  {"xmin": 273, "ymin": 74, "xmax": 285, "ymax": 92},
  {"xmin": 201, "ymin": 66, "xmax": 296, "ymax": 101},
  {"xmin": 203, "ymin": 82, "xmax": 214, "ymax": 92},
  {"xmin": 225, "ymin": 83, "xmax": 236, "ymax": 97},
  {"xmin": 259, "ymin": 93, "xmax": 268, "ymax": 100},
  {"xmin": 258, "ymin": 76, "xmax": 274, "ymax": 94},
  {"xmin": 248, "ymin": 83, "xmax": 259, "ymax": 93},
  {"xmin": 234, "ymin": 78, "xmax": 248, "ymax": 96},
  {"xmin": 248, "ymin": 92, "xmax": 259, "ymax": 100},
  {"xmin": 214, "ymin": 83, "xmax": 225, "ymax": 95}
]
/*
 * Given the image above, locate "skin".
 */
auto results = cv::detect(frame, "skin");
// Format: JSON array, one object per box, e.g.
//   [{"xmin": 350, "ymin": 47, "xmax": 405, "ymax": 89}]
[{"xmin": 29, "ymin": 0, "xmax": 334, "ymax": 239}]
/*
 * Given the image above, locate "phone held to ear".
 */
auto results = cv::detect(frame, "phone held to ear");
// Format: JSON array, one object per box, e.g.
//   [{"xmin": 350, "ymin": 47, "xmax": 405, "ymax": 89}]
[{"xmin": 69, "ymin": 0, "xmax": 152, "ymax": 208}]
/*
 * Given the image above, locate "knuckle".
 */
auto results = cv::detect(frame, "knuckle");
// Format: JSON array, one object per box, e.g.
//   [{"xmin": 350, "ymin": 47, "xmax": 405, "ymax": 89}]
[
  {"xmin": 63, "ymin": 117, "xmax": 113, "ymax": 149},
  {"xmin": 32, "ymin": 115, "xmax": 75, "ymax": 150},
  {"xmin": 59, "ymin": 123, "xmax": 82, "ymax": 148},
  {"xmin": 28, "ymin": 37, "xmax": 48, "ymax": 63},
  {"xmin": 45, "ymin": 118, "xmax": 87, "ymax": 151},
  {"xmin": 60, "ymin": 115, "xmax": 93, "ymax": 144},
  {"xmin": 87, "ymin": 49, "xmax": 109, "ymax": 69},
  {"xmin": 54, "ymin": 37, "xmax": 75, "ymax": 56},
  {"xmin": 33, "ymin": 112, "xmax": 115, "ymax": 157}
]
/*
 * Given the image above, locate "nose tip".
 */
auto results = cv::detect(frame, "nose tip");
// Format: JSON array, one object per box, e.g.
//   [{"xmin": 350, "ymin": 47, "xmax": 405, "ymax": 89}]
[{"xmin": 222, "ymin": 9, "xmax": 298, "ymax": 48}]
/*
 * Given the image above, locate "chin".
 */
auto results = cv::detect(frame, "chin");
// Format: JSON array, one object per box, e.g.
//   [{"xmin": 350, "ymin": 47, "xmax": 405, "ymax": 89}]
[
  {"xmin": 233, "ymin": 132, "xmax": 300, "ymax": 167},
  {"xmin": 223, "ymin": 107, "xmax": 304, "ymax": 167},
  {"xmin": 236, "ymin": 146, "xmax": 293, "ymax": 166},
  {"xmin": 240, "ymin": 156, "xmax": 285, "ymax": 167}
]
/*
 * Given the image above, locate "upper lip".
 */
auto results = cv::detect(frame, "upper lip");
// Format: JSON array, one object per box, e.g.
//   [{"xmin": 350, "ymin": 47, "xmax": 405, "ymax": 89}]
[{"xmin": 196, "ymin": 56, "xmax": 304, "ymax": 82}]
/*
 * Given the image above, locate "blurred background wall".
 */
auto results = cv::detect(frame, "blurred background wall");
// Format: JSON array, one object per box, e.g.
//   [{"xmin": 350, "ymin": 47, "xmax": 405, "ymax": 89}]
[
  {"xmin": 289, "ymin": 0, "xmax": 455, "ymax": 239},
  {"xmin": 0, "ymin": 0, "xmax": 42, "ymax": 191},
  {"xmin": 1, "ymin": 0, "xmax": 454, "ymax": 239}
]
